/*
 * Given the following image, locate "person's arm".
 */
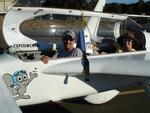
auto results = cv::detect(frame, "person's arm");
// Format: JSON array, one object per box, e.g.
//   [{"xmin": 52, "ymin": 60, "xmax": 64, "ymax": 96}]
[{"xmin": 41, "ymin": 51, "xmax": 59, "ymax": 64}]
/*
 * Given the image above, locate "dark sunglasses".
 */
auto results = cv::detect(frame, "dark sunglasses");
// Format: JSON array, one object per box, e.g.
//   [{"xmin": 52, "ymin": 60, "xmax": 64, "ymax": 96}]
[{"xmin": 63, "ymin": 36, "xmax": 74, "ymax": 41}]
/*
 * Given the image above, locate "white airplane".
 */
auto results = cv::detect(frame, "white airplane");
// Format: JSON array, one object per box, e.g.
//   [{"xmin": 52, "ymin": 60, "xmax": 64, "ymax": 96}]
[{"xmin": 1, "ymin": 0, "xmax": 150, "ymax": 112}]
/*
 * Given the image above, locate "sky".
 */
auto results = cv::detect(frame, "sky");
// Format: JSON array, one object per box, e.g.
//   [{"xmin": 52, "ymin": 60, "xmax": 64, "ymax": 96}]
[{"xmin": 107, "ymin": 0, "xmax": 149, "ymax": 4}]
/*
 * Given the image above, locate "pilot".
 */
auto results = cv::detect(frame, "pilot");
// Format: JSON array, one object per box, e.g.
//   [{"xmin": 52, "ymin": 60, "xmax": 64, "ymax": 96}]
[
  {"xmin": 41, "ymin": 30, "xmax": 83, "ymax": 64},
  {"xmin": 117, "ymin": 32, "xmax": 138, "ymax": 52}
]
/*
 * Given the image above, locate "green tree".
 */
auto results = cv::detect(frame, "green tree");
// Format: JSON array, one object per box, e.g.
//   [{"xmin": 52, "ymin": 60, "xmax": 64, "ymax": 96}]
[{"xmin": 138, "ymin": 0, "xmax": 144, "ymax": 14}]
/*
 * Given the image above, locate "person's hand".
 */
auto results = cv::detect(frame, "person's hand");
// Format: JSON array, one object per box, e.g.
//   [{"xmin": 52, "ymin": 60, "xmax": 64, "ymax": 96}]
[{"xmin": 41, "ymin": 55, "xmax": 49, "ymax": 64}]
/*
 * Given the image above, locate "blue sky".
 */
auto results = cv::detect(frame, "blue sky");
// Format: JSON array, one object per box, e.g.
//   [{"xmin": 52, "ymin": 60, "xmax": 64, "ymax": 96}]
[{"xmin": 107, "ymin": 0, "xmax": 149, "ymax": 4}]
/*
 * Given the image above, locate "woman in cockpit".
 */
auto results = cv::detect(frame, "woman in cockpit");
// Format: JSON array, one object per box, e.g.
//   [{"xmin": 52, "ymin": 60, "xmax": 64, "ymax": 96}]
[
  {"xmin": 118, "ymin": 32, "xmax": 137, "ymax": 52},
  {"xmin": 117, "ymin": 31, "xmax": 146, "ymax": 52}
]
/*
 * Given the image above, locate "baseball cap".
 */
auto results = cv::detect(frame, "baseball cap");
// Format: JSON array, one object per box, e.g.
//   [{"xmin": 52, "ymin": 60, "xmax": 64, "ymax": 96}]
[{"xmin": 63, "ymin": 30, "xmax": 76, "ymax": 40}]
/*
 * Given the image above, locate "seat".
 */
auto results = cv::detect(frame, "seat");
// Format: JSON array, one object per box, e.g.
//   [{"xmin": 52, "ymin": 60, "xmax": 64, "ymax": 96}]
[{"xmin": 76, "ymin": 30, "xmax": 86, "ymax": 53}]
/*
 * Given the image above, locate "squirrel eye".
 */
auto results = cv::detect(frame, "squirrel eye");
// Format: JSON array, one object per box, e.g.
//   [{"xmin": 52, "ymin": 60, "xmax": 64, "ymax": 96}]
[
  {"xmin": 17, "ymin": 76, "xmax": 22, "ymax": 81},
  {"xmin": 23, "ymin": 75, "xmax": 27, "ymax": 80}
]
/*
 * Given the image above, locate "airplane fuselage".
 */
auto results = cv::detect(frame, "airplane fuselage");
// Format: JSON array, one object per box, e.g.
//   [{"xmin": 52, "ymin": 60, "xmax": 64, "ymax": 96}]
[{"xmin": 0, "ymin": 51, "xmax": 148, "ymax": 106}]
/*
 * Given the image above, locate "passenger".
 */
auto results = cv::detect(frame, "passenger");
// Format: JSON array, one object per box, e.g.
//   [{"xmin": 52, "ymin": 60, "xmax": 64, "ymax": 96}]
[
  {"xmin": 92, "ymin": 42, "xmax": 100, "ymax": 55},
  {"xmin": 41, "ymin": 30, "xmax": 83, "ymax": 64},
  {"xmin": 98, "ymin": 39, "xmax": 119, "ymax": 54},
  {"xmin": 118, "ymin": 32, "xmax": 138, "ymax": 52}
]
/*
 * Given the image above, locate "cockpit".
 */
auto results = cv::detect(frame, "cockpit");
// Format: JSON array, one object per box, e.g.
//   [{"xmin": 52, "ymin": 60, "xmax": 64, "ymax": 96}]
[
  {"xmin": 19, "ymin": 14, "xmax": 147, "ymax": 54},
  {"xmin": 3, "ymin": 1, "xmax": 150, "ymax": 61}
]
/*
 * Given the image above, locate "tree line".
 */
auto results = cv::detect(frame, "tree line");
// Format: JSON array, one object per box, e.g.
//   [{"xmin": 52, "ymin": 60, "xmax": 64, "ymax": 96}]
[
  {"xmin": 42, "ymin": 0, "xmax": 150, "ymax": 15},
  {"xmin": 104, "ymin": 0, "xmax": 150, "ymax": 15},
  {"xmin": 15, "ymin": 0, "xmax": 150, "ymax": 15},
  {"xmin": 41, "ymin": 0, "xmax": 97, "ymax": 10}
]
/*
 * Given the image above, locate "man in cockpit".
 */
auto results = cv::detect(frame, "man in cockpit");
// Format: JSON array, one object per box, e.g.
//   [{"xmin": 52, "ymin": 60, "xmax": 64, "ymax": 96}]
[{"xmin": 41, "ymin": 30, "xmax": 83, "ymax": 64}]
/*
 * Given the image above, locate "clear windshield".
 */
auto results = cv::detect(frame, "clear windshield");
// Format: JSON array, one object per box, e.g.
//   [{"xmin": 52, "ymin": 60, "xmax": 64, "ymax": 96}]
[{"xmin": 20, "ymin": 14, "xmax": 86, "ymax": 43}]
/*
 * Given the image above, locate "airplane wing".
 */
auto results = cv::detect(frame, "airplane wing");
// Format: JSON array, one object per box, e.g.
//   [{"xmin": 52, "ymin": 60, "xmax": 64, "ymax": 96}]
[
  {"xmin": 0, "ymin": 76, "xmax": 22, "ymax": 113},
  {"xmin": 42, "ymin": 51, "xmax": 150, "ymax": 77}
]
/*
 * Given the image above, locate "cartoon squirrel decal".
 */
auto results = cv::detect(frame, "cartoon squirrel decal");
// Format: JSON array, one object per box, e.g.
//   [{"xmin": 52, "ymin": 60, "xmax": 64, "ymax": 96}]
[{"xmin": 3, "ymin": 69, "xmax": 38, "ymax": 100}]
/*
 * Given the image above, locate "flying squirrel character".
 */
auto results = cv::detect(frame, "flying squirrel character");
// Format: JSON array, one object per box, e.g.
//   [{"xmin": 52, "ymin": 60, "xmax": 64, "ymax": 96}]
[{"xmin": 3, "ymin": 69, "xmax": 38, "ymax": 100}]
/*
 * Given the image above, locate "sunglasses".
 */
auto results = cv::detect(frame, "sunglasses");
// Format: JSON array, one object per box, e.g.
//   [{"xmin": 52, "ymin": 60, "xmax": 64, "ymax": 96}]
[{"xmin": 63, "ymin": 36, "xmax": 74, "ymax": 41}]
